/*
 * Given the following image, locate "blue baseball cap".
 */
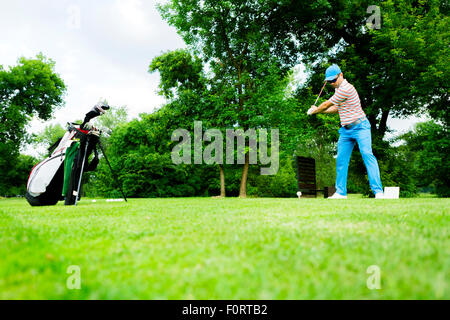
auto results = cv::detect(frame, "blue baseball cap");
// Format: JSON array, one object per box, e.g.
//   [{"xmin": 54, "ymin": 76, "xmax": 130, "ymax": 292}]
[{"xmin": 325, "ymin": 64, "xmax": 341, "ymax": 81}]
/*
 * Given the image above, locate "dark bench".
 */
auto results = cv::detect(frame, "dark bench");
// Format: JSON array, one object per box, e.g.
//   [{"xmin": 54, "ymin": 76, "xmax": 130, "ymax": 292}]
[{"xmin": 294, "ymin": 156, "xmax": 335, "ymax": 198}]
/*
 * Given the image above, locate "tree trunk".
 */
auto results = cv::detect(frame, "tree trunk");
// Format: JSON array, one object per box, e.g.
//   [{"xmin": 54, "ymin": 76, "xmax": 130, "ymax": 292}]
[
  {"xmin": 378, "ymin": 109, "xmax": 390, "ymax": 138},
  {"xmin": 239, "ymin": 152, "xmax": 249, "ymax": 198},
  {"xmin": 219, "ymin": 164, "xmax": 226, "ymax": 197},
  {"xmin": 368, "ymin": 113, "xmax": 377, "ymax": 131}
]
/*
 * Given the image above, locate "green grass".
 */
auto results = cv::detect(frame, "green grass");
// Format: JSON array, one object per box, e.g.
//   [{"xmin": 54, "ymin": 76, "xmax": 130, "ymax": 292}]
[{"xmin": 0, "ymin": 197, "xmax": 448, "ymax": 299}]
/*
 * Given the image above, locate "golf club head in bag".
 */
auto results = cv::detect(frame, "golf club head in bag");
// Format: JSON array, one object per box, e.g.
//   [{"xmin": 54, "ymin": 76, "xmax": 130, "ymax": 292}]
[{"xmin": 81, "ymin": 103, "xmax": 110, "ymax": 129}]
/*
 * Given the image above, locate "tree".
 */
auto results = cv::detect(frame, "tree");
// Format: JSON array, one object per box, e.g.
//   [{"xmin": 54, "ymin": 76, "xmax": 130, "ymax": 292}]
[
  {"xmin": 261, "ymin": 0, "xmax": 449, "ymax": 195},
  {"xmin": 0, "ymin": 54, "xmax": 66, "ymax": 191},
  {"xmin": 0, "ymin": 54, "xmax": 66, "ymax": 153},
  {"xmin": 86, "ymin": 107, "xmax": 221, "ymax": 198},
  {"xmin": 32, "ymin": 123, "xmax": 66, "ymax": 157},
  {"xmin": 399, "ymin": 121, "xmax": 449, "ymax": 197},
  {"xmin": 269, "ymin": 0, "xmax": 449, "ymax": 139},
  {"xmin": 92, "ymin": 104, "xmax": 128, "ymax": 131},
  {"xmin": 149, "ymin": 49, "xmax": 223, "ymax": 195},
  {"xmin": 0, "ymin": 154, "xmax": 36, "ymax": 197},
  {"xmin": 158, "ymin": 0, "xmax": 300, "ymax": 197},
  {"xmin": 149, "ymin": 49, "xmax": 205, "ymax": 100}
]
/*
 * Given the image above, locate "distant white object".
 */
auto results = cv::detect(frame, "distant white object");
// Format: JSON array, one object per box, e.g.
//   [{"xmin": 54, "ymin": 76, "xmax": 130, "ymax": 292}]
[
  {"xmin": 384, "ymin": 187, "xmax": 400, "ymax": 199},
  {"xmin": 92, "ymin": 199, "xmax": 97, "ymax": 203},
  {"xmin": 296, "ymin": 191, "xmax": 302, "ymax": 198},
  {"xmin": 106, "ymin": 199, "xmax": 124, "ymax": 202}
]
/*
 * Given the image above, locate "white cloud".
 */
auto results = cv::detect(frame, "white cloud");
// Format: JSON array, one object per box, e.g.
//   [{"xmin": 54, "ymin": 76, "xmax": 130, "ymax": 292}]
[
  {"xmin": 0, "ymin": 0, "xmax": 185, "ymax": 157},
  {"xmin": 111, "ymin": 0, "xmax": 155, "ymax": 41},
  {"xmin": 385, "ymin": 114, "xmax": 430, "ymax": 141}
]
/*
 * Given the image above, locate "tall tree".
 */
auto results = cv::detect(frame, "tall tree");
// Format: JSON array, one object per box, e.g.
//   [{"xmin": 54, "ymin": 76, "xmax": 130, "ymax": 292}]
[
  {"xmin": 0, "ymin": 54, "xmax": 66, "ymax": 189},
  {"xmin": 269, "ymin": 0, "xmax": 449, "ymax": 139},
  {"xmin": 158, "ymin": 0, "xmax": 297, "ymax": 197},
  {"xmin": 150, "ymin": 49, "xmax": 230, "ymax": 196},
  {"xmin": 0, "ymin": 54, "xmax": 66, "ymax": 151}
]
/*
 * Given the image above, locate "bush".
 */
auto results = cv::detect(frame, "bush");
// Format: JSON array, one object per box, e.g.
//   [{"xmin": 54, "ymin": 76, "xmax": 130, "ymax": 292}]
[
  {"xmin": 0, "ymin": 154, "xmax": 36, "ymax": 197},
  {"xmin": 255, "ymin": 157, "xmax": 297, "ymax": 197}
]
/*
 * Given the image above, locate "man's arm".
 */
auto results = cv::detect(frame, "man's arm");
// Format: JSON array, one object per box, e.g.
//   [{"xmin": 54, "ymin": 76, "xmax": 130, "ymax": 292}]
[
  {"xmin": 323, "ymin": 105, "xmax": 338, "ymax": 113},
  {"xmin": 309, "ymin": 100, "xmax": 334, "ymax": 114}
]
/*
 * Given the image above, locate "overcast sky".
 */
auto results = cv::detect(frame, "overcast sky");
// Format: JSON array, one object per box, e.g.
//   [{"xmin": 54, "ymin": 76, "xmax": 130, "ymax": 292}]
[
  {"xmin": 1, "ymin": 0, "xmax": 185, "ymax": 151},
  {"xmin": 1, "ymin": 0, "xmax": 426, "ymax": 155}
]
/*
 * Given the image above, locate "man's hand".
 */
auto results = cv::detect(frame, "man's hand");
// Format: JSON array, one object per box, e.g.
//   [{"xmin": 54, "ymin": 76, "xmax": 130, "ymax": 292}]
[{"xmin": 307, "ymin": 105, "xmax": 318, "ymax": 115}]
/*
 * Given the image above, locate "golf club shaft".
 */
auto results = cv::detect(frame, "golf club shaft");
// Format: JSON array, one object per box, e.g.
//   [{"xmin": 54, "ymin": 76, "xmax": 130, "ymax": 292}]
[
  {"xmin": 98, "ymin": 142, "xmax": 128, "ymax": 202},
  {"xmin": 314, "ymin": 81, "xmax": 327, "ymax": 106}
]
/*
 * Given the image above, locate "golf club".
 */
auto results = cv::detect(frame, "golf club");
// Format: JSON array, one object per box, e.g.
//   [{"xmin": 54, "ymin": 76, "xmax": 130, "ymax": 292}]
[
  {"xmin": 307, "ymin": 81, "xmax": 327, "ymax": 115},
  {"xmin": 98, "ymin": 141, "xmax": 128, "ymax": 202},
  {"xmin": 314, "ymin": 81, "xmax": 327, "ymax": 106}
]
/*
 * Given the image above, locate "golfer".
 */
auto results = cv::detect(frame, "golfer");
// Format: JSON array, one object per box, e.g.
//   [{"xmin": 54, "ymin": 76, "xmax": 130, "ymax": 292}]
[{"xmin": 307, "ymin": 64, "xmax": 384, "ymax": 199}]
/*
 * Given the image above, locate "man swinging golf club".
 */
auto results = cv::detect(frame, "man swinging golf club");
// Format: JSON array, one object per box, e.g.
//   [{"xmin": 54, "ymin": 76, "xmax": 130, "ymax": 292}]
[{"xmin": 307, "ymin": 64, "xmax": 384, "ymax": 199}]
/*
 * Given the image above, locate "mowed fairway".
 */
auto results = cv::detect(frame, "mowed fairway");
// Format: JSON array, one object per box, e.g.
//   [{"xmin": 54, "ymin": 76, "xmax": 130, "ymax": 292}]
[{"xmin": 0, "ymin": 197, "xmax": 448, "ymax": 299}]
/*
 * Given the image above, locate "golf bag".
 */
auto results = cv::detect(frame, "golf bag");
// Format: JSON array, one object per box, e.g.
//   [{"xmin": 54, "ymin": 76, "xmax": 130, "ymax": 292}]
[
  {"xmin": 26, "ymin": 124, "xmax": 100, "ymax": 206},
  {"xmin": 26, "ymin": 104, "xmax": 126, "ymax": 206}
]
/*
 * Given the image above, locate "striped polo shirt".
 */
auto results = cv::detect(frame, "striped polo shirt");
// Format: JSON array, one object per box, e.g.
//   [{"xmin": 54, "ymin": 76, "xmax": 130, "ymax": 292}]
[{"xmin": 328, "ymin": 79, "xmax": 366, "ymax": 125}]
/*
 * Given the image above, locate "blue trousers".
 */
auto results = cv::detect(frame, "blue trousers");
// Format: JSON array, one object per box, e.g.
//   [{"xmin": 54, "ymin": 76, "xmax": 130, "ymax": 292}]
[{"xmin": 335, "ymin": 119, "xmax": 383, "ymax": 195}]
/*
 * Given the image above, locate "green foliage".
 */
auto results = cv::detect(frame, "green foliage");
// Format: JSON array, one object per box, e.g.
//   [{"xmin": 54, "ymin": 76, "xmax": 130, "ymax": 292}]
[
  {"xmin": 158, "ymin": 0, "xmax": 304, "ymax": 196},
  {"xmin": 146, "ymin": 41, "xmax": 301, "ymax": 196},
  {"xmin": 378, "ymin": 151, "xmax": 418, "ymax": 198},
  {"xmin": 87, "ymin": 103, "xmax": 305, "ymax": 198},
  {"xmin": 348, "ymin": 145, "xmax": 418, "ymax": 198},
  {"xmin": 269, "ymin": 0, "xmax": 449, "ymax": 195},
  {"xmin": 254, "ymin": 157, "xmax": 298, "ymax": 197},
  {"xmin": 149, "ymin": 49, "xmax": 205, "ymax": 100},
  {"xmin": 273, "ymin": 0, "xmax": 449, "ymax": 135},
  {"xmin": 92, "ymin": 104, "xmax": 128, "ymax": 131},
  {"xmin": 0, "ymin": 154, "xmax": 36, "ymax": 196},
  {"xmin": 32, "ymin": 123, "xmax": 66, "ymax": 157},
  {"xmin": 369, "ymin": 0, "xmax": 450, "ymax": 127},
  {"xmin": 0, "ymin": 54, "xmax": 66, "ymax": 154},
  {"xmin": 86, "ymin": 109, "xmax": 218, "ymax": 198},
  {"xmin": 347, "ymin": 121, "xmax": 449, "ymax": 198},
  {"xmin": 399, "ymin": 121, "xmax": 450, "ymax": 197},
  {"xmin": 0, "ymin": 54, "xmax": 66, "ymax": 193}
]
